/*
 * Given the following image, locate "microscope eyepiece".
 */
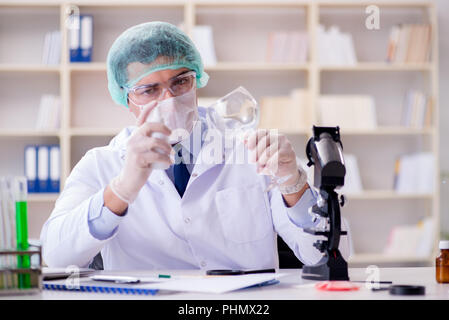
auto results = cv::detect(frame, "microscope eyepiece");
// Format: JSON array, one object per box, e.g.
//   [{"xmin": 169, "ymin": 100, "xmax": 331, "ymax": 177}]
[{"xmin": 306, "ymin": 126, "xmax": 345, "ymax": 189}]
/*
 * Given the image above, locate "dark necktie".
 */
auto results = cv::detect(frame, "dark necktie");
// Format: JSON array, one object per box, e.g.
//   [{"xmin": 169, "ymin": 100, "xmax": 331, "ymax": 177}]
[{"xmin": 174, "ymin": 149, "xmax": 190, "ymax": 198}]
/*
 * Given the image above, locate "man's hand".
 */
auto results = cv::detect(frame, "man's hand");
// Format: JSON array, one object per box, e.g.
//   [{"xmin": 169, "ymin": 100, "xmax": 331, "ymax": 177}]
[
  {"xmin": 244, "ymin": 129, "xmax": 308, "ymax": 206},
  {"xmin": 106, "ymin": 101, "xmax": 174, "ymax": 214},
  {"xmin": 245, "ymin": 129, "xmax": 298, "ymax": 184}
]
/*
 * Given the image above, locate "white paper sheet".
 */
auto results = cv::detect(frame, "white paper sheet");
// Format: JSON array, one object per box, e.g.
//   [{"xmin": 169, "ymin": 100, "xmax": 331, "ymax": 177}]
[{"xmin": 133, "ymin": 273, "xmax": 286, "ymax": 294}]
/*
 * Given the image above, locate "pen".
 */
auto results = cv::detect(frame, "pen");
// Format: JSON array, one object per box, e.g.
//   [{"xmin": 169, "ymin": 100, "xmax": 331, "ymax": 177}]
[
  {"xmin": 91, "ymin": 275, "xmax": 173, "ymax": 284},
  {"xmin": 351, "ymin": 281, "xmax": 393, "ymax": 284},
  {"xmin": 206, "ymin": 268, "xmax": 276, "ymax": 276}
]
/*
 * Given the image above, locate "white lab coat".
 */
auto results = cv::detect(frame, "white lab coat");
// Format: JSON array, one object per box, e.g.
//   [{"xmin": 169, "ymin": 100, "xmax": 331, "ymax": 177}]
[{"xmin": 40, "ymin": 112, "xmax": 351, "ymax": 270}]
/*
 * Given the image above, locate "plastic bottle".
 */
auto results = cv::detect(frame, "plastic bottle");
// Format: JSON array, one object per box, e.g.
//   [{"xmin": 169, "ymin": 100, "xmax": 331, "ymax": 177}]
[
  {"xmin": 436, "ymin": 240, "xmax": 449, "ymax": 283},
  {"xmin": 146, "ymin": 106, "xmax": 170, "ymax": 170}
]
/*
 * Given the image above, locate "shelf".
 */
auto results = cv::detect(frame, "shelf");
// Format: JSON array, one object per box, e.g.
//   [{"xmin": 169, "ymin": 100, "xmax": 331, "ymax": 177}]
[
  {"xmin": 67, "ymin": 62, "xmax": 310, "ymax": 72},
  {"xmin": 0, "ymin": 129, "xmax": 61, "ymax": 137},
  {"xmin": 206, "ymin": 63, "xmax": 309, "ymax": 71},
  {"xmin": 0, "ymin": 2, "xmax": 60, "ymax": 7},
  {"xmin": 72, "ymin": 1, "xmax": 186, "ymax": 8},
  {"xmin": 68, "ymin": 62, "xmax": 107, "ymax": 72},
  {"xmin": 318, "ymin": 1, "xmax": 433, "ymax": 8},
  {"xmin": 69, "ymin": 128, "xmax": 123, "ymax": 137},
  {"xmin": 0, "ymin": 64, "xmax": 60, "ymax": 73},
  {"xmin": 280, "ymin": 127, "xmax": 433, "ymax": 136},
  {"xmin": 344, "ymin": 190, "xmax": 434, "ymax": 200},
  {"xmin": 28, "ymin": 193, "xmax": 59, "ymax": 202},
  {"xmin": 339, "ymin": 127, "xmax": 434, "ymax": 136},
  {"xmin": 282, "ymin": 129, "xmax": 309, "ymax": 135},
  {"xmin": 194, "ymin": 1, "xmax": 309, "ymax": 8},
  {"xmin": 319, "ymin": 63, "xmax": 433, "ymax": 72},
  {"xmin": 349, "ymin": 253, "xmax": 431, "ymax": 264},
  {"xmin": 66, "ymin": 62, "xmax": 432, "ymax": 73}
]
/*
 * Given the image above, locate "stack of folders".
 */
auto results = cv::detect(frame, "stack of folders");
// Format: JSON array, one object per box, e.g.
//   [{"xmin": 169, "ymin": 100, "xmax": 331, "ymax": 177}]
[
  {"xmin": 42, "ymin": 30, "xmax": 61, "ymax": 65},
  {"xmin": 317, "ymin": 25, "xmax": 357, "ymax": 66},
  {"xmin": 384, "ymin": 217, "xmax": 435, "ymax": 258},
  {"xmin": 386, "ymin": 24, "xmax": 431, "ymax": 63},
  {"xmin": 36, "ymin": 95, "xmax": 61, "ymax": 130},
  {"xmin": 400, "ymin": 91, "xmax": 432, "ymax": 128},
  {"xmin": 266, "ymin": 31, "xmax": 308, "ymax": 63},
  {"xmin": 24, "ymin": 145, "xmax": 60, "ymax": 193},
  {"xmin": 69, "ymin": 15, "xmax": 93, "ymax": 62}
]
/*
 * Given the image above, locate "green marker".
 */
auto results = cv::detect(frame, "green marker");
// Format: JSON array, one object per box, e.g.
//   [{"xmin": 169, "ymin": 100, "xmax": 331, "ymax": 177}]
[{"xmin": 14, "ymin": 177, "xmax": 30, "ymax": 289}]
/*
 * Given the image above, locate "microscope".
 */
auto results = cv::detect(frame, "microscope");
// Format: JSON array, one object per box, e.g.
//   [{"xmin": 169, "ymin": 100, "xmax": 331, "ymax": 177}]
[{"xmin": 301, "ymin": 126, "xmax": 349, "ymax": 281}]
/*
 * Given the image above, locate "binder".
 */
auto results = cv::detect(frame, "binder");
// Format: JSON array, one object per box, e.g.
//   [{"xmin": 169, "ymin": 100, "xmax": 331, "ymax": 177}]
[
  {"xmin": 49, "ymin": 145, "xmax": 60, "ymax": 193},
  {"xmin": 69, "ymin": 15, "xmax": 81, "ymax": 62},
  {"xmin": 37, "ymin": 145, "xmax": 50, "ymax": 193},
  {"xmin": 24, "ymin": 145, "xmax": 38, "ymax": 193},
  {"xmin": 43, "ymin": 280, "xmax": 158, "ymax": 296},
  {"xmin": 80, "ymin": 15, "xmax": 93, "ymax": 62}
]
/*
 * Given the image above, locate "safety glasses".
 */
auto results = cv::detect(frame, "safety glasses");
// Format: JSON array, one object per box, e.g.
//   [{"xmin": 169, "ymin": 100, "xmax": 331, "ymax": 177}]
[{"xmin": 125, "ymin": 70, "xmax": 196, "ymax": 107}]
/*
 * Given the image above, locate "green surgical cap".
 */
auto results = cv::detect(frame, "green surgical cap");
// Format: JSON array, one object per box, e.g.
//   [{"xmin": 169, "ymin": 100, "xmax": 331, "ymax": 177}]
[{"xmin": 107, "ymin": 21, "xmax": 209, "ymax": 108}]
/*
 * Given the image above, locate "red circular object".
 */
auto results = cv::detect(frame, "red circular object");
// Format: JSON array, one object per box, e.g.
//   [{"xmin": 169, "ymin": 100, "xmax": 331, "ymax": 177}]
[{"xmin": 315, "ymin": 281, "xmax": 360, "ymax": 291}]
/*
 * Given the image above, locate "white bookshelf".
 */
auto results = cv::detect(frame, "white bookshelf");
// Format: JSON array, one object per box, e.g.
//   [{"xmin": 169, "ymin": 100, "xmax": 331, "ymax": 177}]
[{"xmin": 0, "ymin": 0, "xmax": 439, "ymax": 267}]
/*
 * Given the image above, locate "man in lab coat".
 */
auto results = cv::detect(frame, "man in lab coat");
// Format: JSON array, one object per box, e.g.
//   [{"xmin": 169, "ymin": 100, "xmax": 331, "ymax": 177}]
[{"xmin": 40, "ymin": 22, "xmax": 350, "ymax": 270}]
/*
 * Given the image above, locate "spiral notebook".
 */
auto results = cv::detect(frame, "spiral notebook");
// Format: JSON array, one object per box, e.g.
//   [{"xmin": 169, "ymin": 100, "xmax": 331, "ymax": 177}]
[
  {"xmin": 43, "ymin": 279, "xmax": 159, "ymax": 296},
  {"xmin": 43, "ymin": 272, "xmax": 284, "ymax": 295}
]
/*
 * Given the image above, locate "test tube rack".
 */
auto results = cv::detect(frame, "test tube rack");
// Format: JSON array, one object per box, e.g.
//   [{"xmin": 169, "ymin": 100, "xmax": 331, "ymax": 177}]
[{"xmin": 0, "ymin": 246, "xmax": 42, "ymax": 295}]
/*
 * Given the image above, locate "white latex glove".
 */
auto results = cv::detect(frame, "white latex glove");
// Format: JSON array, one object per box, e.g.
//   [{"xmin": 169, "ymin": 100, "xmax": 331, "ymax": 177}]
[
  {"xmin": 244, "ymin": 129, "xmax": 300, "ymax": 187},
  {"xmin": 109, "ymin": 101, "xmax": 174, "ymax": 204}
]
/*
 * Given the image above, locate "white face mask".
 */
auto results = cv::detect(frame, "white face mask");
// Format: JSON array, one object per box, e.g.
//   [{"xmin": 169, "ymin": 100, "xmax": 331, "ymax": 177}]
[{"xmin": 143, "ymin": 88, "xmax": 198, "ymax": 144}]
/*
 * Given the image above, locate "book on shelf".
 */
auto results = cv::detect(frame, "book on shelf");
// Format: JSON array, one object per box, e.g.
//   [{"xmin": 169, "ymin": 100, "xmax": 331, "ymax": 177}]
[
  {"xmin": 400, "ymin": 90, "xmax": 432, "ymax": 128},
  {"xmin": 266, "ymin": 31, "xmax": 308, "ymax": 64},
  {"xmin": 393, "ymin": 152, "xmax": 434, "ymax": 194},
  {"xmin": 36, "ymin": 94, "xmax": 61, "ymax": 130},
  {"xmin": 42, "ymin": 30, "xmax": 61, "ymax": 65},
  {"xmin": 258, "ymin": 89, "xmax": 310, "ymax": 132},
  {"xmin": 339, "ymin": 153, "xmax": 363, "ymax": 194},
  {"xmin": 191, "ymin": 25, "xmax": 217, "ymax": 66},
  {"xmin": 383, "ymin": 217, "xmax": 435, "ymax": 258},
  {"xmin": 318, "ymin": 95, "xmax": 377, "ymax": 130},
  {"xmin": 317, "ymin": 25, "xmax": 357, "ymax": 66},
  {"xmin": 386, "ymin": 24, "xmax": 431, "ymax": 63}
]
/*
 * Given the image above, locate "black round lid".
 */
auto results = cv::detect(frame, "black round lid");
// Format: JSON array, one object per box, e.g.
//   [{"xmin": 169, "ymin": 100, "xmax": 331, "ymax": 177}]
[{"xmin": 389, "ymin": 285, "xmax": 425, "ymax": 296}]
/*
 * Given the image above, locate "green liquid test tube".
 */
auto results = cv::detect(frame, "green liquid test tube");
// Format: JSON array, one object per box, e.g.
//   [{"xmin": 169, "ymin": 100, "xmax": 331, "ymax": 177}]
[{"xmin": 14, "ymin": 177, "xmax": 30, "ymax": 289}]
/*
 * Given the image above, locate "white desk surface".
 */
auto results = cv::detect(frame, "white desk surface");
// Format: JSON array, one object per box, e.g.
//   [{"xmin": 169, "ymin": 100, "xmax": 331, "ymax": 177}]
[{"xmin": 4, "ymin": 267, "xmax": 449, "ymax": 300}]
